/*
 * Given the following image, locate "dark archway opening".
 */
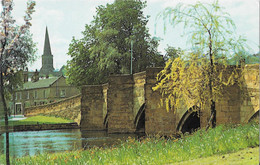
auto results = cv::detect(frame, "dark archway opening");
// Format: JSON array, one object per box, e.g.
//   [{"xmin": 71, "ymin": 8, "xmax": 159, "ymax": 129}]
[
  {"xmin": 181, "ymin": 111, "xmax": 200, "ymax": 134},
  {"xmin": 135, "ymin": 104, "xmax": 145, "ymax": 133},
  {"xmin": 136, "ymin": 110, "xmax": 145, "ymax": 133}
]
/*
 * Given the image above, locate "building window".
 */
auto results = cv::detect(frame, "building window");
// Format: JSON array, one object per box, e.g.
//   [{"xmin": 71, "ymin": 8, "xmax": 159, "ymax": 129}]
[
  {"xmin": 27, "ymin": 91, "xmax": 30, "ymax": 100},
  {"xmin": 16, "ymin": 92, "xmax": 21, "ymax": 100},
  {"xmin": 60, "ymin": 89, "xmax": 66, "ymax": 97},
  {"xmin": 34, "ymin": 91, "xmax": 37, "ymax": 99}
]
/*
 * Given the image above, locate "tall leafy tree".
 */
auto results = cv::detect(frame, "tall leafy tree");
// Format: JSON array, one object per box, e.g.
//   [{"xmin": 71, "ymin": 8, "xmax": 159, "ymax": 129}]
[
  {"xmin": 66, "ymin": 0, "xmax": 164, "ymax": 86},
  {"xmin": 0, "ymin": 0, "xmax": 36, "ymax": 164},
  {"xmin": 153, "ymin": 1, "xmax": 250, "ymax": 129},
  {"xmin": 164, "ymin": 46, "xmax": 183, "ymax": 61}
]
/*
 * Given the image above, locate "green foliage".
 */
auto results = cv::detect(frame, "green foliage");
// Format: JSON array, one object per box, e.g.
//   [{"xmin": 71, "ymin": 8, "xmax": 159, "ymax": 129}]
[
  {"xmin": 66, "ymin": 0, "xmax": 164, "ymax": 86},
  {"xmin": 4, "ymin": 30, "xmax": 37, "ymax": 99},
  {"xmin": 7, "ymin": 123, "xmax": 259, "ymax": 164},
  {"xmin": 154, "ymin": 1, "xmax": 249, "ymax": 114},
  {"xmin": 164, "ymin": 46, "xmax": 183, "ymax": 61},
  {"xmin": 228, "ymin": 51, "xmax": 260, "ymax": 65}
]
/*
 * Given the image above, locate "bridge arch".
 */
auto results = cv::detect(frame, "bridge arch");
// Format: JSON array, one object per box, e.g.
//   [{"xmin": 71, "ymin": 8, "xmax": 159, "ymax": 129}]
[
  {"xmin": 177, "ymin": 106, "xmax": 200, "ymax": 133},
  {"xmin": 248, "ymin": 110, "xmax": 259, "ymax": 123},
  {"xmin": 103, "ymin": 113, "xmax": 108, "ymax": 130},
  {"xmin": 134, "ymin": 103, "xmax": 145, "ymax": 133}
]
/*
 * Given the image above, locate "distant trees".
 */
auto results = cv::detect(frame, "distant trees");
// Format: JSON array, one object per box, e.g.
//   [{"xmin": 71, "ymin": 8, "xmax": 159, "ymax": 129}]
[
  {"xmin": 164, "ymin": 46, "xmax": 183, "ymax": 61},
  {"xmin": 0, "ymin": 1, "xmax": 36, "ymax": 164},
  {"xmin": 66, "ymin": 0, "xmax": 164, "ymax": 86},
  {"xmin": 153, "ymin": 1, "xmax": 250, "ymax": 129},
  {"xmin": 4, "ymin": 30, "xmax": 37, "ymax": 97}
]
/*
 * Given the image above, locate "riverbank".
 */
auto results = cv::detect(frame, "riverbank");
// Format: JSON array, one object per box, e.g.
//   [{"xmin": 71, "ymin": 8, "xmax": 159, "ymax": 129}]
[
  {"xmin": 0, "ymin": 115, "xmax": 78, "ymax": 133},
  {"xmin": 1, "ymin": 122, "xmax": 258, "ymax": 164}
]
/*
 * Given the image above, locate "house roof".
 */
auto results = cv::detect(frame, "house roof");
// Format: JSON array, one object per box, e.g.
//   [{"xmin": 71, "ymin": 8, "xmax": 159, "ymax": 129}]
[{"xmin": 22, "ymin": 77, "xmax": 61, "ymax": 90}]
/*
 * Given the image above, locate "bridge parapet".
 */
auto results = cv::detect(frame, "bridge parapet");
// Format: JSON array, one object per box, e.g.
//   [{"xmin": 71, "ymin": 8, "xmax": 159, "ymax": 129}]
[{"xmin": 24, "ymin": 94, "xmax": 81, "ymax": 124}]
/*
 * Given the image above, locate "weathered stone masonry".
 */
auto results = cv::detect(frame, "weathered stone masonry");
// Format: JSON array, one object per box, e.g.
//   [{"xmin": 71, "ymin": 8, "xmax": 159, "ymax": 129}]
[
  {"xmin": 80, "ymin": 85, "xmax": 107, "ymax": 130},
  {"xmin": 80, "ymin": 65, "xmax": 259, "ymax": 134},
  {"xmin": 25, "ymin": 64, "xmax": 259, "ymax": 135},
  {"xmin": 24, "ymin": 94, "xmax": 81, "ymax": 124}
]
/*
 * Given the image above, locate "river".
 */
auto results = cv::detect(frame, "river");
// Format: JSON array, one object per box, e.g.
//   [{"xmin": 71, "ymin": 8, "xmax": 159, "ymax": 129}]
[{"xmin": 0, "ymin": 129, "xmax": 142, "ymax": 157}]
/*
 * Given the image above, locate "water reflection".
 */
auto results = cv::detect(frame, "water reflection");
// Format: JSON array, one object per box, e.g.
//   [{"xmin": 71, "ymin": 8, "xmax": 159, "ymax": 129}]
[{"xmin": 0, "ymin": 129, "xmax": 141, "ymax": 157}]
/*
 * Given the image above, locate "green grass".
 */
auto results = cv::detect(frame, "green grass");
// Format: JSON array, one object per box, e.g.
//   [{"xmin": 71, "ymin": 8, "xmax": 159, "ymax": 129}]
[
  {"xmin": 1, "ymin": 122, "xmax": 258, "ymax": 165},
  {"xmin": 174, "ymin": 147, "xmax": 259, "ymax": 165},
  {"xmin": 1, "ymin": 115, "xmax": 74, "ymax": 126}
]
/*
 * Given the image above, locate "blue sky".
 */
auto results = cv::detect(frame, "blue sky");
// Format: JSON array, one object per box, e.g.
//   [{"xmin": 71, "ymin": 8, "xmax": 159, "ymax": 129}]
[{"xmin": 12, "ymin": 0, "xmax": 259, "ymax": 71}]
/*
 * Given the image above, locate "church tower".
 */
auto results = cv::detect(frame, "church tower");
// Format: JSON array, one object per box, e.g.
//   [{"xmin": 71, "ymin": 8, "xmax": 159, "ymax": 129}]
[{"xmin": 40, "ymin": 27, "xmax": 55, "ymax": 75}]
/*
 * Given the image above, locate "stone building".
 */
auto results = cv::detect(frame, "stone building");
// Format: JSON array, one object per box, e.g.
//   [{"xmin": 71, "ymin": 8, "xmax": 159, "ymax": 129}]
[
  {"xmin": 9, "ymin": 27, "xmax": 80, "ymax": 115},
  {"xmin": 11, "ymin": 75, "xmax": 80, "ymax": 115}
]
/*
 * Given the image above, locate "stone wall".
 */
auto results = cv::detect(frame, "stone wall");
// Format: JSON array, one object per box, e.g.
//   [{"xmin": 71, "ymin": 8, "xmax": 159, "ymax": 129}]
[
  {"xmin": 107, "ymin": 75, "xmax": 135, "ymax": 133},
  {"xmin": 240, "ymin": 64, "xmax": 259, "ymax": 122},
  {"xmin": 24, "ymin": 94, "xmax": 81, "ymax": 124},
  {"xmin": 216, "ymin": 85, "xmax": 241, "ymax": 124},
  {"xmin": 102, "ymin": 84, "xmax": 109, "ymax": 120},
  {"xmin": 133, "ymin": 72, "xmax": 146, "ymax": 118},
  {"xmin": 145, "ymin": 68, "xmax": 177, "ymax": 135},
  {"xmin": 1, "ymin": 123, "xmax": 79, "ymax": 133},
  {"xmin": 144, "ymin": 65, "xmax": 259, "ymax": 135},
  {"xmin": 80, "ymin": 85, "xmax": 106, "ymax": 130},
  {"xmin": 215, "ymin": 64, "xmax": 259, "ymax": 125}
]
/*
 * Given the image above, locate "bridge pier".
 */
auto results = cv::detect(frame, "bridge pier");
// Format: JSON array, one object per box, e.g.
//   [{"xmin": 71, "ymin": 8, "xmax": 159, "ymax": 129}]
[
  {"xmin": 145, "ymin": 68, "xmax": 177, "ymax": 135},
  {"xmin": 107, "ymin": 75, "xmax": 135, "ymax": 133},
  {"xmin": 80, "ymin": 85, "xmax": 107, "ymax": 131}
]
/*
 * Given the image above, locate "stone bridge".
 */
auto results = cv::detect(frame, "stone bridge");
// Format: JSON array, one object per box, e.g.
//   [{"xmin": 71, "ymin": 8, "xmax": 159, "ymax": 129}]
[
  {"xmin": 80, "ymin": 64, "xmax": 259, "ymax": 134},
  {"xmin": 25, "ymin": 64, "xmax": 259, "ymax": 135}
]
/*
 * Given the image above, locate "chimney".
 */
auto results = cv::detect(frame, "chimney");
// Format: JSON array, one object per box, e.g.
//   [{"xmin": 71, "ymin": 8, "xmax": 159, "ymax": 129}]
[{"xmin": 23, "ymin": 67, "xmax": 28, "ymax": 83}]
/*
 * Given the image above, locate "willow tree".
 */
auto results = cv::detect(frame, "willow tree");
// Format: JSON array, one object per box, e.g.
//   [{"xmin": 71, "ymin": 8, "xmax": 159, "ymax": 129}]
[
  {"xmin": 0, "ymin": 0, "xmax": 36, "ymax": 164},
  {"xmin": 153, "ymin": 1, "xmax": 249, "ymax": 129}
]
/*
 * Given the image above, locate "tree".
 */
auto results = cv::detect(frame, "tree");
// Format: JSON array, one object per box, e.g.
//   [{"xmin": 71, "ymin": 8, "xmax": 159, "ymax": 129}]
[
  {"xmin": 228, "ymin": 51, "xmax": 259, "ymax": 65},
  {"xmin": 164, "ymin": 46, "xmax": 183, "ymax": 61},
  {"xmin": 66, "ymin": 0, "xmax": 164, "ymax": 86},
  {"xmin": 153, "ymin": 1, "xmax": 249, "ymax": 129},
  {"xmin": 0, "ymin": 1, "xmax": 36, "ymax": 164}
]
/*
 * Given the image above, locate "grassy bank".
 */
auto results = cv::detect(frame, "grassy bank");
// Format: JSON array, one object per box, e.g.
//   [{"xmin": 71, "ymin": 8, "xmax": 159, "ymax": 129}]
[
  {"xmin": 175, "ymin": 147, "xmax": 259, "ymax": 165},
  {"xmin": 1, "ymin": 115, "xmax": 74, "ymax": 126},
  {"xmin": 1, "ymin": 122, "xmax": 259, "ymax": 164}
]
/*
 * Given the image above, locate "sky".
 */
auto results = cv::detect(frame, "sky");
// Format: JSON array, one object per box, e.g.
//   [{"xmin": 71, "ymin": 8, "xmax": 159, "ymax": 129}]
[{"xmin": 12, "ymin": 0, "xmax": 259, "ymax": 71}]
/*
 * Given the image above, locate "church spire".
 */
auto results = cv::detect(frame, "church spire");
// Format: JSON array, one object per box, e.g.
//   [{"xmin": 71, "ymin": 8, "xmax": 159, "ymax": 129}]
[
  {"xmin": 40, "ymin": 26, "xmax": 54, "ymax": 75},
  {"xmin": 43, "ymin": 26, "xmax": 52, "ymax": 56}
]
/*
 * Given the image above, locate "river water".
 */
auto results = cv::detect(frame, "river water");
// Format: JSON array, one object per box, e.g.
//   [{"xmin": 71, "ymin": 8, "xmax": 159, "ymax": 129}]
[{"xmin": 0, "ymin": 129, "xmax": 141, "ymax": 157}]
